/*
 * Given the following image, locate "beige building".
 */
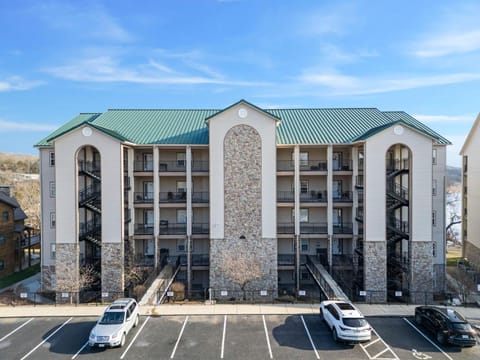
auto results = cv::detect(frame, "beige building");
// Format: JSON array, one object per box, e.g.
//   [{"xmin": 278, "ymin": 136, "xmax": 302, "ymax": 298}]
[
  {"xmin": 36, "ymin": 100, "xmax": 449, "ymax": 303},
  {"xmin": 460, "ymin": 112, "xmax": 480, "ymax": 272}
]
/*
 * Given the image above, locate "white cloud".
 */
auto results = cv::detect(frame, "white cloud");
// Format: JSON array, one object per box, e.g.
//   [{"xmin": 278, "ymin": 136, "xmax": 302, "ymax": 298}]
[
  {"xmin": 0, "ymin": 119, "xmax": 57, "ymax": 132},
  {"xmin": 298, "ymin": 3, "xmax": 356, "ymax": 36},
  {"xmin": 45, "ymin": 56, "xmax": 268, "ymax": 87},
  {"xmin": 413, "ymin": 114, "xmax": 476, "ymax": 123},
  {"xmin": 0, "ymin": 76, "xmax": 44, "ymax": 92},
  {"xmin": 413, "ymin": 29, "xmax": 480, "ymax": 58}
]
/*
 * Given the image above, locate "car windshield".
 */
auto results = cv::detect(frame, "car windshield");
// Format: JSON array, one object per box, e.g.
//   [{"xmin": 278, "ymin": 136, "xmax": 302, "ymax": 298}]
[
  {"xmin": 343, "ymin": 318, "xmax": 368, "ymax": 328},
  {"xmin": 451, "ymin": 322, "xmax": 473, "ymax": 332},
  {"xmin": 99, "ymin": 311, "xmax": 125, "ymax": 325}
]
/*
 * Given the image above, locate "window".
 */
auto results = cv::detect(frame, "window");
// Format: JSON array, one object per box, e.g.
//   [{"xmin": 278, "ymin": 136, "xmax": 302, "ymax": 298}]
[
  {"xmin": 50, "ymin": 243, "xmax": 56, "ymax": 259},
  {"xmin": 301, "ymin": 239, "xmax": 309, "ymax": 252},
  {"xmin": 3, "ymin": 211, "xmax": 9, "ymax": 221},
  {"xmin": 177, "ymin": 209, "xmax": 187, "ymax": 224},
  {"xmin": 177, "ymin": 239, "xmax": 186, "ymax": 252},
  {"xmin": 177, "ymin": 181, "xmax": 187, "ymax": 193},
  {"xmin": 432, "ymin": 242, "xmax": 436, "ymax": 257},
  {"xmin": 49, "ymin": 151, "xmax": 55, "ymax": 166},
  {"xmin": 432, "ymin": 179, "xmax": 437, "ymax": 196},
  {"xmin": 177, "ymin": 152, "xmax": 186, "ymax": 167},
  {"xmin": 292, "ymin": 208, "xmax": 309, "ymax": 223},
  {"xmin": 432, "ymin": 148, "xmax": 437, "ymax": 165},
  {"xmin": 293, "ymin": 151, "xmax": 309, "ymax": 166},
  {"xmin": 50, "ymin": 212, "xmax": 56, "ymax": 228},
  {"xmin": 432, "ymin": 211, "xmax": 437, "ymax": 226},
  {"xmin": 49, "ymin": 181, "xmax": 56, "ymax": 198},
  {"xmin": 0, "ymin": 236, "xmax": 5, "ymax": 245},
  {"xmin": 300, "ymin": 180, "xmax": 309, "ymax": 193},
  {"xmin": 0, "ymin": 259, "xmax": 4, "ymax": 270}
]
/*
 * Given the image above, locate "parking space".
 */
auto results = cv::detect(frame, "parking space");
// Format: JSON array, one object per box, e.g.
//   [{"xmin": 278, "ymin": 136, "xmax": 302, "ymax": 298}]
[{"xmin": 0, "ymin": 314, "xmax": 478, "ymax": 360}]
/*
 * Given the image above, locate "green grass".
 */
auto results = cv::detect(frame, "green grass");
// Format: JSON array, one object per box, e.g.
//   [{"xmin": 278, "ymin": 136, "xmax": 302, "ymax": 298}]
[{"xmin": 0, "ymin": 263, "xmax": 40, "ymax": 290}]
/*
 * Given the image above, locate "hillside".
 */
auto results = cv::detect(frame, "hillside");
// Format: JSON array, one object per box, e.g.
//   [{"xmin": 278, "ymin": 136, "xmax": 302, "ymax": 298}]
[
  {"xmin": 0, "ymin": 153, "xmax": 40, "ymax": 229},
  {"xmin": 446, "ymin": 166, "xmax": 461, "ymax": 187}
]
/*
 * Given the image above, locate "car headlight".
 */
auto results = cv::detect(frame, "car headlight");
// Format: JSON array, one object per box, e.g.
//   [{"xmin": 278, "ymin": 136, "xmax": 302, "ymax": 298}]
[
  {"xmin": 111, "ymin": 332, "xmax": 118, "ymax": 339},
  {"xmin": 89, "ymin": 331, "xmax": 96, "ymax": 340}
]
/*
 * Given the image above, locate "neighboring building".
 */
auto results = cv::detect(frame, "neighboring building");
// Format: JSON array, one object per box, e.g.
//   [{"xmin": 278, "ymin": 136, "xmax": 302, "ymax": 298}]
[
  {"xmin": 36, "ymin": 100, "xmax": 449, "ymax": 303},
  {"xmin": 460, "ymin": 112, "xmax": 480, "ymax": 273},
  {"xmin": 0, "ymin": 186, "xmax": 29, "ymax": 278}
]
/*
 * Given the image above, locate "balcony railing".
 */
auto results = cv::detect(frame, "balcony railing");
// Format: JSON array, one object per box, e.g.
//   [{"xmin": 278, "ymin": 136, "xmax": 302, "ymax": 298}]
[
  {"xmin": 277, "ymin": 191, "xmax": 294, "ymax": 202},
  {"xmin": 134, "ymin": 160, "xmax": 154, "ymax": 172},
  {"xmin": 300, "ymin": 222, "xmax": 328, "ymax": 234},
  {"xmin": 333, "ymin": 159, "xmax": 352, "ymax": 171},
  {"xmin": 332, "ymin": 191, "xmax": 353, "ymax": 202},
  {"xmin": 300, "ymin": 190, "xmax": 327, "ymax": 202},
  {"xmin": 192, "ymin": 254, "xmax": 209, "ymax": 266},
  {"xmin": 192, "ymin": 223, "xmax": 209, "ymax": 234},
  {"xmin": 386, "ymin": 159, "xmax": 409, "ymax": 173},
  {"xmin": 159, "ymin": 191, "xmax": 186, "ymax": 203},
  {"xmin": 277, "ymin": 160, "xmax": 294, "ymax": 171},
  {"xmin": 160, "ymin": 222, "xmax": 187, "ymax": 235},
  {"xmin": 159, "ymin": 161, "xmax": 186, "ymax": 172},
  {"xmin": 277, "ymin": 223, "xmax": 294, "ymax": 234},
  {"xmin": 355, "ymin": 175, "xmax": 364, "ymax": 188},
  {"xmin": 192, "ymin": 160, "xmax": 209, "ymax": 172},
  {"xmin": 300, "ymin": 160, "xmax": 328, "ymax": 171},
  {"xmin": 134, "ymin": 192, "xmax": 154, "ymax": 204},
  {"xmin": 78, "ymin": 160, "xmax": 101, "ymax": 174},
  {"xmin": 134, "ymin": 254, "xmax": 154, "ymax": 266},
  {"xmin": 278, "ymin": 254, "xmax": 295, "ymax": 266},
  {"xmin": 333, "ymin": 223, "xmax": 353, "ymax": 234},
  {"xmin": 134, "ymin": 224, "xmax": 154, "ymax": 235},
  {"xmin": 192, "ymin": 191, "xmax": 209, "ymax": 203}
]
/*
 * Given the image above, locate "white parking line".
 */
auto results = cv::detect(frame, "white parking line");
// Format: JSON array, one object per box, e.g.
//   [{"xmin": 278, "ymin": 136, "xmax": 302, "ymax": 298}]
[
  {"xmin": 20, "ymin": 317, "xmax": 73, "ymax": 360},
  {"xmin": 262, "ymin": 315, "xmax": 273, "ymax": 359},
  {"xmin": 300, "ymin": 315, "xmax": 320, "ymax": 359},
  {"xmin": 71, "ymin": 341, "xmax": 88, "ymax": 360},
  {"xmin": 220, "ymin": 315, "xmax": 227, "ymax": 359},
  {"xmin": 170, "ymin": 315, "xmax": 189, "ymax": 359},
  {"xmin": 403, "ymin": 317, "xmax": 454, "ymax": 360},
  {"xmin": 120, "ymin": 315, "xmax": 151, "ymax": 359},
  {"xmin": 359, "ymin": 328, "xmax": 400, "ymax": 360},
  {"xmin": 0, "ymin": 318, "xmax": 34, "ymax": 342}
]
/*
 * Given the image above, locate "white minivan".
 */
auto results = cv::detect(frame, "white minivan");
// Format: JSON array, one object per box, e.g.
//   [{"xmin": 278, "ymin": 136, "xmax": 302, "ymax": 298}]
[{"xmin": 89, "ymin": 298, "xmax": 140, "ymax": 348}]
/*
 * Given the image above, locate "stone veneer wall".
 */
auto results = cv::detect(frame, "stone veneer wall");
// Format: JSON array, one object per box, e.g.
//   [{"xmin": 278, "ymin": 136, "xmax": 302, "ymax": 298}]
[
  {"xmin": 41, "ymin": 265, "xmax": 56, "ymax": 291},
  {"xmin": 410, "ymin": 241, "xmax": 434, "ymax": 304},
  {"xmin": 364, "ymin": 241, "xmax": 386, "ymax": 302},
  {"xmin": 209, "ymin": 124, "xmax": 278, "ymax": 296},
  {"xmin": 464, "ymin": 241, "xmax": 480, "ymax": 273},
  {"xmin": 56, "ymin": 243, "xmax": 79, "ymax": 291},
  {"xmin": 102, "ymin": 242, "xmax": 124, "ymax": 299}
]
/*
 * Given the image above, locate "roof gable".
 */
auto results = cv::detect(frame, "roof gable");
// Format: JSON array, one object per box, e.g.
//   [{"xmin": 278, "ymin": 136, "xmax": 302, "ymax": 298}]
[{"xmin": 204, "ymin": 99, "xmax": 281, "ymax": 124}]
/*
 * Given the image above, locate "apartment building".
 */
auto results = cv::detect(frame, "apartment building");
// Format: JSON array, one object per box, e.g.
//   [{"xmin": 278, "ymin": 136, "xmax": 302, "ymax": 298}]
[
  {"xmin": 460, "ymin": 112, "xmax": 480, "ymax": 273},
  {"xmin": 36, "ymin": 100, "xmax": 449, "ymax": 303}
]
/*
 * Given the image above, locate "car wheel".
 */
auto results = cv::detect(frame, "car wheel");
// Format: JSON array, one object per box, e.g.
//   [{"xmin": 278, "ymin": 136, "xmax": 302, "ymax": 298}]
[
  {"xmin": 415, "ymin": 313, "xmax": 422, "ymax": 325},
  {"xmin": 436, "ymin": 331, "xmax": 446, "ymax": 345},
  {"xmin": 134, "ymin": 315, "xmax": 139, "ymax": 328},
  {"xmin": 332, "ymin": 328, "xmax": 339, "ymax": 342},
  {"xmin": 120, "ymin": 333, "xmax": 126, "ymax": 348}
]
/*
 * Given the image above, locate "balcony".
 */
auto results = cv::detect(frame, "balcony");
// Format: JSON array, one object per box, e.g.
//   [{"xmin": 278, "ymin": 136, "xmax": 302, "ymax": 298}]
[
  {"xmin": 277, "ymin": 191, "xmax": 294, "ymax": 202},
  {"xmin": 278, "ymin": 254, "xmax": 295, "ymax": 266},
  {"xmin": 159, "ymin": 161, "xmax": 186, "ymax": 172},
  {"xmin": 160, "ymin": 222, "xmax": 187, "ymax": 235},
  {"xmin": 300, "ymin": 160, "xmax": 327, "ymax": 171},
  {"xmin": 277, "ymin": 223, "xmax": 294, "ymax": 234},
  {"xmin": 333, "ymin": 159, "xmax": 352, "ymax": 171},
  {"xmin": 277, "ymin": 160, "xmax": 294, "ymax": 171},
  {"xmin": 355, "ymin": 207, "xmax": 363, "ymax": 222},
  {"xmin": 159, "ymin": 191, "xmax": 186, "ymax": 203},
  {"xmin": 134, "ymin": 192, "xmax": 154, "ymax": 204},
  {"xmin": 333, "ymin": 223, "xmax": 353, "ymax": 234},
  {"xmin": 134, "ymin": 160, "xmax": 153, "ymax": 172},
  {"xmin": 192, "ymin": 223, "xmax": 209, "ymax": 234},
  {"xmin": 134, "ymin": 224, "xmax": 154, "ymax": 235},
  {"xmin": 192, "ymin": 191, "xmax": 209, "ymax": 203},
  {"xmin": 134, "ymin": 254, "xmax": 154, "ymax": 266},
  {"xmin": 192, "ymin": 160, "xmax": 209, "ymax": 172},
  {"xmin": 192, "ymin": 254, "xmax": 209, "ymax": 266},
  {"xmin": 300, "ymin": 222, "xmax": 328, "ymax": 234},
  {"xmin": 332, "ymin": 191, "xmax": 353, "ymax": 202},
  {"xmin": 300, "ymin": 190, "xmax": 327, "ymax": 202},
  {"xmin": 355, "ymin": 175, "xmax": 364, "ymax": 188}
]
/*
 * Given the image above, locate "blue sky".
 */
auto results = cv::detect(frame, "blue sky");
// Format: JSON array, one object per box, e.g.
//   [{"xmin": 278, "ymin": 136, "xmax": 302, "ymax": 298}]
[{"xmin": 1, "ymin": 0, "xmax": 479, "ymax": 167}]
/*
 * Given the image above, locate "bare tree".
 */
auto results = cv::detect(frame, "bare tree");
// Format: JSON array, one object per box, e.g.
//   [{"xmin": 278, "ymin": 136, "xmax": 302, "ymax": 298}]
[
  {"xmin": 218, "ymin": 247, "xmax": 263, "ymax": 300},
  {"xmin": 449, "ymin": 267, "xmax": 476, "ymax": 304}
]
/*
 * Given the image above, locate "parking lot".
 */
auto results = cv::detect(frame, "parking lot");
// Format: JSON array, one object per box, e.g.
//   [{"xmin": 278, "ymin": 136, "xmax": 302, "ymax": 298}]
[{"xmin": 0, "ymin": 314, "xmax": 478, "ymax": 360}]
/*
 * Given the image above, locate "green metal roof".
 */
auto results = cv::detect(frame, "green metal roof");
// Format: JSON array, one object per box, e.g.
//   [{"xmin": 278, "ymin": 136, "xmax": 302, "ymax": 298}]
[{"xmin": 35, "ymin": 103, "xmax": 450, "ymax": 147}]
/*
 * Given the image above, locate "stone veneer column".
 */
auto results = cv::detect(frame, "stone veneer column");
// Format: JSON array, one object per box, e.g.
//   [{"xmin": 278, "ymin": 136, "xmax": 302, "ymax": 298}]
[
  {"xmin": 55, "ymin": 243, "xmax": 79, "ymax": 303},
  {"xmin": 209, "ymin": 124, "xmax": 278, "ymax": 297},
  {"xmin": 102, "ymin": 243, "xmax": 124, "ymax": 299},
  {"xmin": 364, "ymin": 241, "xmax": 387, "ymax": 302},
  {"xmin": 410, "ymin": 241, "xmax": 434, "ymax": 304}
]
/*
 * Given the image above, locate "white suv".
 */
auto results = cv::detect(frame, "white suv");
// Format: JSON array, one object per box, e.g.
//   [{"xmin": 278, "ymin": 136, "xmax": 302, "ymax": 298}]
[
  {"xmin": 89, "ymin": 298, "xmax": 140, "ymax": 348},
  {"xmin": 320, "ymin": 300, "xmax": 372, "ymax": 343}
]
